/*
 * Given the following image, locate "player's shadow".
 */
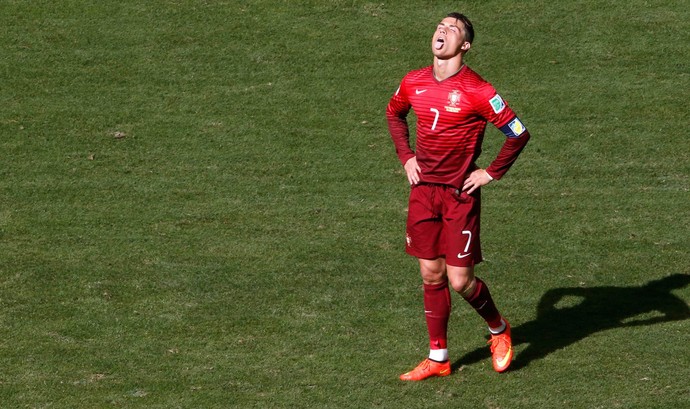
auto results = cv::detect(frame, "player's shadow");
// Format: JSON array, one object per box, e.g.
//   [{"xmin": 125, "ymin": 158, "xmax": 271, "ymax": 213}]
[{"xmin": 452, "ymin": 274, "xmax": 690, "ymax": 371}]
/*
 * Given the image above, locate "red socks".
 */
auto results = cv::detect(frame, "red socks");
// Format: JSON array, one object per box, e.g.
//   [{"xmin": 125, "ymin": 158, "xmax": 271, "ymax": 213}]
[
  {"xmin": 423, "ymin": 281, "xmax": 451, "ymax": 351},
  {"xmin": 463, "ymin": 277, "xmax": 503, "ymax": 329},
  {"xmin": 423, "ymin": 277, "xmax": 504, "ymax": 355}
]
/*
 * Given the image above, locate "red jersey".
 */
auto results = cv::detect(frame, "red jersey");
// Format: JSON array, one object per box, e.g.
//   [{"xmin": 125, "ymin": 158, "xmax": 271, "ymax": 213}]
[{"xmin": 387, "ymin": 65, "xmax": 530, "ymax": 188}]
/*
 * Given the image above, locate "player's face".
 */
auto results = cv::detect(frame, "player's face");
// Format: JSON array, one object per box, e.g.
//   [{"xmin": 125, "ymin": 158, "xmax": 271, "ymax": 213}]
[{"xmin": 431, "ymin": 17, "xmax": 471, "ymax": 59}]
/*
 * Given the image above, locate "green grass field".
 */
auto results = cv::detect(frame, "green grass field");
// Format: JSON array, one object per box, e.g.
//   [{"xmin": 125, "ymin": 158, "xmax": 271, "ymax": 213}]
[{"xmin": 1, "ymin": 1, "xmax": 689, "ymax": 408}]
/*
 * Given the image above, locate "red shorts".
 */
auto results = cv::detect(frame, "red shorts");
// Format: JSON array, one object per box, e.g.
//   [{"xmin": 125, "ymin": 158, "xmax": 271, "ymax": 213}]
[{"xmin": 405, "ymin": 183, "xmax": 482, "ymax": 267}]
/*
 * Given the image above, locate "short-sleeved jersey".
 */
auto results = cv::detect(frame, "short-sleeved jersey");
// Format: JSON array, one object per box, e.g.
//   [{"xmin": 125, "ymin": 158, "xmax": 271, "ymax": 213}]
[{"xmin": 387, "ymin": 65, "xmax": 524, "ymax": 188}]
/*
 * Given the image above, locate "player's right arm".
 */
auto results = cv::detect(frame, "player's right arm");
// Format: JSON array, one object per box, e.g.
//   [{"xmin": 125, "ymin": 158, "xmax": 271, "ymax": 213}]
[
  {"xmin": 402, "ymin": 156, "xmax": 421, "ymax": 185},
  {"xmin": 386, "ymin": 77, "xmax": 421, "ymax": 184}
]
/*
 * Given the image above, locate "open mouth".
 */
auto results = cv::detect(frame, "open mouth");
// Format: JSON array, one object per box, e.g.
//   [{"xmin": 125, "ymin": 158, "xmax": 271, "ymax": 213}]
[{"xmin": 434, "ymin": 38, "xmax": 445, "ymax": 50}]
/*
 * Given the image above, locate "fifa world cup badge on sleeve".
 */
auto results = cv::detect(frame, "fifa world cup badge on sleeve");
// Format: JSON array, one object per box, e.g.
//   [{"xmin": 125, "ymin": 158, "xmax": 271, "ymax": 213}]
[{"xmin": 489, "ymin": 94, "xmax": 506, "ymax": 114}]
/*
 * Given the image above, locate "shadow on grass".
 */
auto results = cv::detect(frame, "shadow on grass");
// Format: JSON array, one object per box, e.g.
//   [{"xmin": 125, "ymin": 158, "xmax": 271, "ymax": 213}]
[{"xmin": 452, "ymin": 274, "xmax": 690, "ymax": 372}]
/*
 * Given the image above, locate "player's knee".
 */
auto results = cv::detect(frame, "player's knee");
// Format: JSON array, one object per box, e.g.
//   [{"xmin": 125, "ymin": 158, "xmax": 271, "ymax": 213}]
[
  {"xmin": 457, "ymin": 277, "xmax": 477, "ymax": 298},
  {"xmin": 448, "ymin": 271, "xmax": 476, "ymax": 296},
  {"xmin": 420, "ymin": 268, "xmax": 446, "ymax": 285},
  {"xmin": 450, "ymin": 277, "xmax": 470, "ymax": 294},
  {"xmin": 419, "ymin": 260, "xmax": 446, "ymax": 284},
  {"xmin": 420, "ymin": 266, "xmax": 448, "ymax": 284}
]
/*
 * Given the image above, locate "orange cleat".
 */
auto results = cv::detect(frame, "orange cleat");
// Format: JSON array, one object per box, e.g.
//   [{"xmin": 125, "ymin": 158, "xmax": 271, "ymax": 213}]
[
  {"xmin": 399, "ymin": 358, "xmax": 451, "ymax": 381},
  {"xmin": 488, "ymin": 320, "xmax": 513, "ymax": 373}
]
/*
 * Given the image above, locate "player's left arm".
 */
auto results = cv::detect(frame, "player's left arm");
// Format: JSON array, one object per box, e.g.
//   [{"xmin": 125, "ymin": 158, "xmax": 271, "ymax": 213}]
[
  {"xmin": 463, "ymin": 89, "xmax": 530, "ymax": 193},
  {"xmin": 488, "ymin": 122, "xmax": 530, "ymax": 179}
]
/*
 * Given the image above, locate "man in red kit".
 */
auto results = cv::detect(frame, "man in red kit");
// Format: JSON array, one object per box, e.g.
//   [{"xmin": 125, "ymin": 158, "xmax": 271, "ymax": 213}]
[{"xmin": 387, "ymin": 12, "xmax": 531, "ymax": 380}]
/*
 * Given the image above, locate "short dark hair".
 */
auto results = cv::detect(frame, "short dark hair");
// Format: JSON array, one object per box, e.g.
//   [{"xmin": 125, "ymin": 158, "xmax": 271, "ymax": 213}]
[{"xmin": 446, "ymin": 12, "xmax": 474, "ymax": 44}]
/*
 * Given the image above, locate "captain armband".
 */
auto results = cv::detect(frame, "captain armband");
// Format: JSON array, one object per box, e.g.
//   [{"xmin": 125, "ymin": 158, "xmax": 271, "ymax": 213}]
[{"xmin": 498, "ymin": 117, "xmax": 527, "ymax": 138}]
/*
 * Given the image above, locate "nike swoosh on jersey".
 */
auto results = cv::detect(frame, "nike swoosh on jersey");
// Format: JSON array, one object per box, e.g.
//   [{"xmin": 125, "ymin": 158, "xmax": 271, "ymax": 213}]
[{"xmin": 415, "ymin": 89, "xmax": 428, "ymax": 95}]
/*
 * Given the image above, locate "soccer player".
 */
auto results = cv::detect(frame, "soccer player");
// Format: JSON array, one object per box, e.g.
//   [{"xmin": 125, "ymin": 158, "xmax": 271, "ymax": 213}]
[{"xmin": 386, "ymin": 12, "xmax": 531, "ymax": 380}]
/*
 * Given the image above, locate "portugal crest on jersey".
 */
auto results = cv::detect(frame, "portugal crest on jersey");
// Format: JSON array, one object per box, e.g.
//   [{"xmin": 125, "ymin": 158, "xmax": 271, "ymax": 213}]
[{"xmin": 445, "ymin": 90, "xmax": 462, "ymax": 113}]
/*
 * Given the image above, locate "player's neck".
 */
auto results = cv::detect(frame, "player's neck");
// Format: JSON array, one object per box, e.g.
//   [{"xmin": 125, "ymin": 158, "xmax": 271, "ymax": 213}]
[{"xmin": 433, "ymin": 56, "xmax": 464, "ymax": 81}]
